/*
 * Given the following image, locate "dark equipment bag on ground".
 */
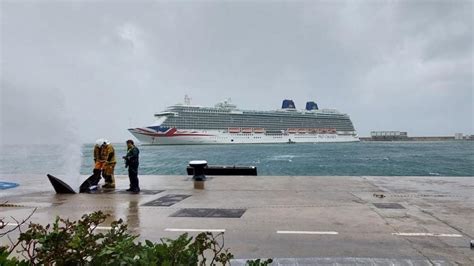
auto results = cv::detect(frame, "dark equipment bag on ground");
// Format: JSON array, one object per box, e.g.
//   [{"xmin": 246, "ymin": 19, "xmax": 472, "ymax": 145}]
[{"xmin": 79, "ymin": 169, "xmax": 102, "ymax": 193}]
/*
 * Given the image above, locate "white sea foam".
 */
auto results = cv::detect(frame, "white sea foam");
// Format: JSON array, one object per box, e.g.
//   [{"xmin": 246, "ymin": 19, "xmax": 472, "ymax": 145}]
[{"xmin": 269, "ymin": 155, "xmax": 296, "ymax": 161}]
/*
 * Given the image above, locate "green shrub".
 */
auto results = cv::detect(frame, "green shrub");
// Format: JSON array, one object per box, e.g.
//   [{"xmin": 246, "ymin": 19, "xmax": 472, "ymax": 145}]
[{"xmin": 1, "ymin": 211, "xmax": 272, "ymax": 265}]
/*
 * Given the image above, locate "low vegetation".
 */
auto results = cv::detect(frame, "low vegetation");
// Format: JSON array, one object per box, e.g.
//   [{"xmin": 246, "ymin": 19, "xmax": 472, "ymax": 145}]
[{"xmin": 0, "ymin": 210, "xmax": 272, "ymax": 265}]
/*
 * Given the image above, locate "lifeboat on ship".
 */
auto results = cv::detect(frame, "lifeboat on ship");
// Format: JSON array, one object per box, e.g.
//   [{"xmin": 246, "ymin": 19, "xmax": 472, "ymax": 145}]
[
  {"xmin": 228, "ymin": 128, "xmax": 241, "ymax": 133},
  {"xmin": 241, "ymin": 128, "xmax": 253, "ymax": 133},
  {"xmin": 297, "ymin": 128, "xmax": 307, "ymax": 134}
]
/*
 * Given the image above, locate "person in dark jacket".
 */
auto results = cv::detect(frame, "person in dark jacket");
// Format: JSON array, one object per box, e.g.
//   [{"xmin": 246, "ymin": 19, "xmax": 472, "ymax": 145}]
[{"xmin": 123, "ymin": 140, "xmax": 140, "ymax": 193}]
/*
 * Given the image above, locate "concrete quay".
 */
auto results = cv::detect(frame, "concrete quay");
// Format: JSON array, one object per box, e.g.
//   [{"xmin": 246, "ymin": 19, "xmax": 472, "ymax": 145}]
[{"xmin": 1, "ymin": 174, "xmax": 473, "ymax": 265}]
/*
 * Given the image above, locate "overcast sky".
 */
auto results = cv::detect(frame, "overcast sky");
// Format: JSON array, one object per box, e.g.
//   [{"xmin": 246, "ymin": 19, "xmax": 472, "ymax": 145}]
[{"xmin": 1, "ymin": 0, "xmax": 472, "ymax": 144}]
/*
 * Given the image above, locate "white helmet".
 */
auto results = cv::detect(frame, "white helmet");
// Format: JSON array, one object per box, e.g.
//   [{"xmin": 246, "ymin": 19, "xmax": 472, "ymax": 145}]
[
  {"xmin": 95, "ymin": 138, "xmax": 106, "ymax": 146},
  {"xmin": 103, "ymin": 139, "xmax": 111, "ymax": 145}
]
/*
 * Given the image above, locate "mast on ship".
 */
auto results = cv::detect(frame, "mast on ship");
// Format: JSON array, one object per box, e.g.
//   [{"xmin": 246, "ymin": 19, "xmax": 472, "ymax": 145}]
[{"xmin": 184, "ymin": 94, "xmax": 191, "ymax": 105}]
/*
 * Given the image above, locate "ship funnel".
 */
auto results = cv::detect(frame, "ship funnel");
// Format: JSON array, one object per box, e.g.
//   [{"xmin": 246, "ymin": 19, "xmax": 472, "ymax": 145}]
[
  {"xmin": 305, "ymin": 101, "xmax": 319, "ymax": 110},
  {"xmin": 281, "ymin": 99, "xmax": 296, "ymax": 109}
]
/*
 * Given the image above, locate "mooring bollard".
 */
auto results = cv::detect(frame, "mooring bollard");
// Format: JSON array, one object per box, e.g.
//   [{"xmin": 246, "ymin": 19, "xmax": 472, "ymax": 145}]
[
  {"xmin": 470, "ymin": 240, "xmax": 474, "ymax": 249},
  {"xmin": 189, "ymin": 160, "xmax": 207, "ymax": 189}
]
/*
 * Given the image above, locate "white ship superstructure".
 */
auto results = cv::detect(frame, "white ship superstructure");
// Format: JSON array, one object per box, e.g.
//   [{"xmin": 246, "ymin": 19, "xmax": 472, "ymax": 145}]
[{"xmin": 129, "ymin": 98, "xmax": 359, "ymax": 145}]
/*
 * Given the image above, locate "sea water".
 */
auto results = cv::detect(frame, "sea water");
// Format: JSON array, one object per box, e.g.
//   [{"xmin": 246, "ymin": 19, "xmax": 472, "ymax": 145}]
[{"xmin": 1, "ymin": 141, "xmax": 472, "ymax": 177}]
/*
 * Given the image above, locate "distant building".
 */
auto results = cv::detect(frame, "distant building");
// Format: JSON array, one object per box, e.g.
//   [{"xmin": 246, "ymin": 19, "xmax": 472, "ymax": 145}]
[
  {"xmin": 370, "ymin": 131, "xmax": 408, "ymax": 141},
  {"xmin": 455, "ymin": 133, "xmax": 474, "ymax": 140}
]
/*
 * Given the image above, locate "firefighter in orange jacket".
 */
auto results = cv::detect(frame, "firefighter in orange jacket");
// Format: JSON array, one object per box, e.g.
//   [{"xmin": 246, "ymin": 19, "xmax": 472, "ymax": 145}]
[{"xmin": 94, "ymin": 139, "xmax": 116, "ymax": 189}]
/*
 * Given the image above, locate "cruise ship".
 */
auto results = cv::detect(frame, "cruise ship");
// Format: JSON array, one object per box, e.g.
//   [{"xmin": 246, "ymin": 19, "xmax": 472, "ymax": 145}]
[{"xmin": 129, "ymin": 96, "xmax": 359, "ymax": 145}]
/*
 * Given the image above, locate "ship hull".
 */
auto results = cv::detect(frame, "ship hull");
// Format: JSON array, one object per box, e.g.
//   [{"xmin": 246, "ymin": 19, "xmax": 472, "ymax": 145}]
[{"xmin": 129, "ymin": 128, "xmax": 359, "ymax": 145}]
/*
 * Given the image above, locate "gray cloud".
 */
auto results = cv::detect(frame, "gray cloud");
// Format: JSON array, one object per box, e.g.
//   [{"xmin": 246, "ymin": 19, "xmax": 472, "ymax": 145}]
[{"xmin": 1, "ymin": 0, "xmax": 472, "ymax": 144}]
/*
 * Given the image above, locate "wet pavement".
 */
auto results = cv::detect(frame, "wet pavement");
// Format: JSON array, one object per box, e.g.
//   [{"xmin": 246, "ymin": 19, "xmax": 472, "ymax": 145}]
[{"xmin": 1, "ymin": 174, "xmax": 473, "ymax": 265}]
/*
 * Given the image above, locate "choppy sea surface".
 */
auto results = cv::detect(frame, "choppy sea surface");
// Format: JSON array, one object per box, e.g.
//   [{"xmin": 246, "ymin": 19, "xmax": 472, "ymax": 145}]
[{"xmin": 1, "ymin": 141, "xmax": 473, "ymax": 177}]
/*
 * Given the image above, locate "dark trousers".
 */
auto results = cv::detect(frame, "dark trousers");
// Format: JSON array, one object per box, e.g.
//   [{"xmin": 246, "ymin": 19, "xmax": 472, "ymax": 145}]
[{"xmin": 128, "ymin": 163, "xmax": 139, "ymax": 190}]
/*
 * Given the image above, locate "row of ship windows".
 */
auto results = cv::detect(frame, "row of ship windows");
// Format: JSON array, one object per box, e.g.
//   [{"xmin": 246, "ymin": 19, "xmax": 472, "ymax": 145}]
[
  {"xmin": 172, "ymin": 108, "xmax": 346, "ymax": 117},
  {"xmin": 164, "ymin": 123, "xmax": 354, "ymax": 129},
  {"xmin": 166, "ymin": 126, "xmax": 356, "ymax": 131},
  {"xmin": 168, "ymin": 116, "xmax": 351, "ymax": 123},
  {"xmin": 167, "ymin": 118, "xmax": 351, "ymax": 124},
  {"xmin": 168, "ymin": 123, "xmax": 351, "ymax": 127},
  {"xmin": 173, "ymin": 120, "xmax": 349, "ymax": 125},
  {"xmin": 173, "ymin": 113, "xmax": 349, "ymax": 120},
  {"xmin": 170, "ymin": 113, "xmax": 348, "ymax": 121},
  {"xmin": 211, "ymin": 136, "xmax": 264, "ymax": 139},
  {"xmin": 167, "ymin": 120, "xmax": 350, "ymax": 123},
  {"xmin": 166, "ymin": 122, "xmax": 353, "ymax": 126},
  {"xmin": 170, "ymin": 120, "xmax": 351, "ymax": 124},
  {"xmin": 167, "ymin": 124, "xmax": 354, "ymax": 131},
  {"xmin": 165, "ymin": 118, "xmax": 352, "ymax": 124}
]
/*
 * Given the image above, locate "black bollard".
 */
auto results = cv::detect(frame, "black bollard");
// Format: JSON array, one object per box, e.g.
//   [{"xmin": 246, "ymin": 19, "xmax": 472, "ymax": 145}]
[{"xmin": 189, "ymin": 160, "xmax": 208, "ymax": 181}]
